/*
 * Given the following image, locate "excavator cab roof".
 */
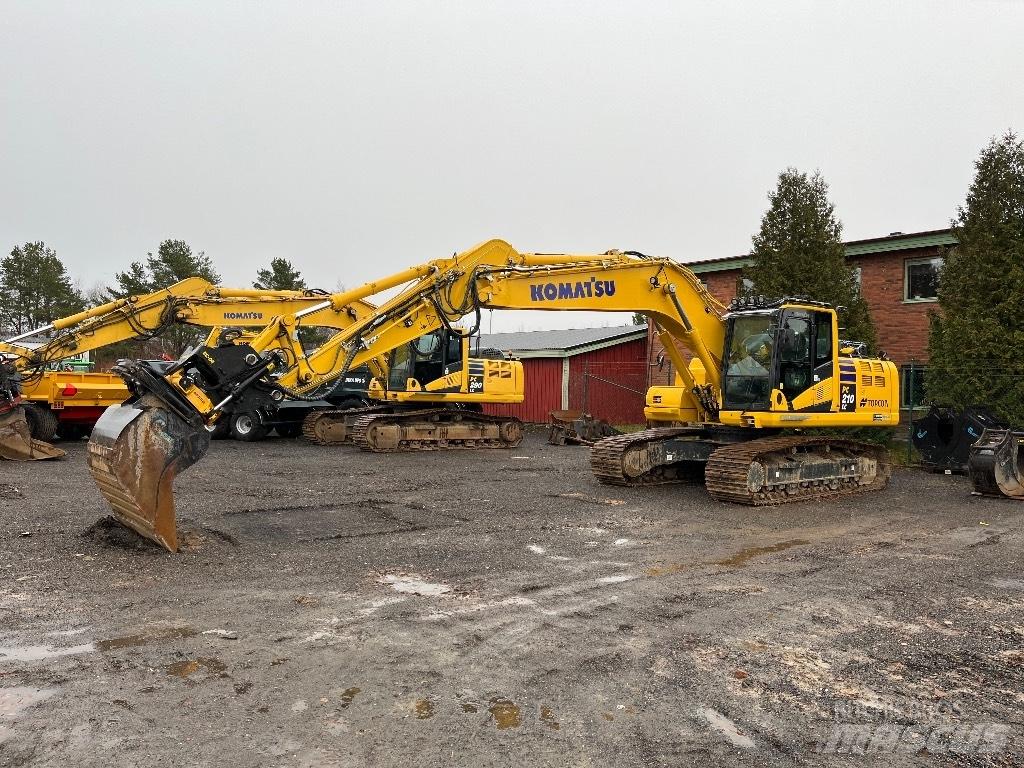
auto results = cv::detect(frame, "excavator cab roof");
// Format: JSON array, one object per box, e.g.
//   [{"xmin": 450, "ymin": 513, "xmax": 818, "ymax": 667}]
[{"xmin": 727, "ymin": 295, "xmax": 835, "ymax": 313}]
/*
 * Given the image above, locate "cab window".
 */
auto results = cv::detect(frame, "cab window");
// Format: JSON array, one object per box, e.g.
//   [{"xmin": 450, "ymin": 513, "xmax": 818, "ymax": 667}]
[{"xmin": 723, "ymin": 313, "xmax": 774, "ymax": 409}]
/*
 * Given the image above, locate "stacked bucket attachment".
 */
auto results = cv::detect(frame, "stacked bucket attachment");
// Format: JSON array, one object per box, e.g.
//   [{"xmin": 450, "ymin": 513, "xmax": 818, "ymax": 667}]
[
  {"xmin": 86, "ymin": 361, "xmax": 212, "ymax": 552},
  {"xmin": 968, "ymin": 428, "xmax": 1024, "ymax": 499},
  {"xmin": 0, "ymin": 404, "xmax": 65, "ymax": 461}
]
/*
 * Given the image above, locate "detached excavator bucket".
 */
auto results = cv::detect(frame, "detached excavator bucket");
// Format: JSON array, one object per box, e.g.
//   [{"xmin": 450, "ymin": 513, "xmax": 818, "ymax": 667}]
[
  {"xmin": 86, "ymin": 393, "xmax": 211, "ymax": 551},
  {"xmin": 968, "ymin": 428, "xmax": 1024, "ymax": 499},
  {"xmin": 0, "ymin": 406, "xmax": 66, "ymax": 461}
]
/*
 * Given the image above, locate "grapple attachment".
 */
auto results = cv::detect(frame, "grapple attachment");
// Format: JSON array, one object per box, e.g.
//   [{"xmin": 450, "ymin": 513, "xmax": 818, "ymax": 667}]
[
  {"xmin": 968, "ymin": 428, "xmax": 1024, "ymax": 499},
  {"xmin": 87, "ymin": 393, "xmax": 211, "ymax": 551},
  {"xmin": 0, "ymin": 406, "xmax": 66, "ymax": 461}
]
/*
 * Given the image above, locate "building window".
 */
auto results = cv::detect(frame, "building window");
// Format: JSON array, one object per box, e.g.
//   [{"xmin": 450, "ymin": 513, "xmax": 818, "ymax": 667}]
[
  {"xmin": 737, "ymin": 276, "xmax": 754, "ymax": 296},
  {"xmin": 852, "ymin": 266, "xmax": 862, "ymax": 294},
  {"xmin": 900, "ymin": 365, "xmax": 927, "ymax": 408},
  {"xmin": 904, "ymin": 257, "xmax": 942, "ymax": 302}
]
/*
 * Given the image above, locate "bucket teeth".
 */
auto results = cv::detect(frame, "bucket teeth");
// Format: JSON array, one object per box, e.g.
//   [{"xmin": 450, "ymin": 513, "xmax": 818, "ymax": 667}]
[
  {"xmin": 0, "ymin": 406, "xmax": 65, "ymax": 461},
  {"xmin": 87, "ymin": 394, "xmax": 211, "ymax": 551}
]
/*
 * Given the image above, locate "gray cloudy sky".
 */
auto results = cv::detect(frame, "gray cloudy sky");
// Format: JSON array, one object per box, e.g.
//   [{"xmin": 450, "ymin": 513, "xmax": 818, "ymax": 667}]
[{"xmin": 2, "ymin": 1, "xmax": 1022, "ymax": 332}]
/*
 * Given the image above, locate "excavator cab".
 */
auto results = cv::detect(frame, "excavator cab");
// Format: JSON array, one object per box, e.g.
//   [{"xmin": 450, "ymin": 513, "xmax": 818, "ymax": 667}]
[
  {"xmin": 386, "ymin": 330, "xmax": 464, "ymax": 392},
  {"xmin": 719, "ymin": 299, "xmax": 899, "ymax": 428},
  {"xmin": 722, "ymin": 304, "xmax": 832, "ymax": 411}
]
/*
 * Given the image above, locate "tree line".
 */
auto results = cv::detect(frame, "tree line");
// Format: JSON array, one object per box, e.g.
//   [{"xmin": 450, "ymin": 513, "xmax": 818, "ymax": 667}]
[
  {"xmin": 1, "ymin": 131, "xmax": 1021, "ymax": 421},
  {"xmin": 0, "ymin": 240, "xmax": 311, "ymax": 361}
]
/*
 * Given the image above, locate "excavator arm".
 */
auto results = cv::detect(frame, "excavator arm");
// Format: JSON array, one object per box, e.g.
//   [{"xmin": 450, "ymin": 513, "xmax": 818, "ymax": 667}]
[{"xmin": 0, "ymin": 278, "xmax": 389, "ymax": 463}]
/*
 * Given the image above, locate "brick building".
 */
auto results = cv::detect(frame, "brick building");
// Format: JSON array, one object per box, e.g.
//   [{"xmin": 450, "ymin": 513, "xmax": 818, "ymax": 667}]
[{"xmin": 648, "ymin": 228, "xmax": 956, "ymax": 413}]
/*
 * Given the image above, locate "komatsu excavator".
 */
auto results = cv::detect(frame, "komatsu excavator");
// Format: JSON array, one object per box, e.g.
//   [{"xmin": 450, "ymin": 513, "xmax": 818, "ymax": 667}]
[
  {"xmin": 0, "ymin": 277, "xmax": 391, "ymax": 461},
  {"xmin": 89, "ymin": 239, "xmax": 909, "ymax": 552}
]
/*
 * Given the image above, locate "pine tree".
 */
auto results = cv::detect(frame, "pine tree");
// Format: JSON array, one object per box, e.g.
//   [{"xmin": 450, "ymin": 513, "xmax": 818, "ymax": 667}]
[
  {"xmin": 100, "ymin": 239, "xmax": 221, "ymax": 362},
  {"xmin": 745, "ymin": 169, "xmax": 876, "ymax": 350},
  {"xmin": 927, "ymin": 132, "xmax": 1024, "ymax": 423},
  {"xmin": 109, "ymin": 239, "xmax": 220, "ymax": 298},
  {"xmin": 0, "ymin": 242, "xmax": 84, "ymax": 336},
  {"xmin": 254, "ymin": 258, "xmax": 306, "ymax": 291}
]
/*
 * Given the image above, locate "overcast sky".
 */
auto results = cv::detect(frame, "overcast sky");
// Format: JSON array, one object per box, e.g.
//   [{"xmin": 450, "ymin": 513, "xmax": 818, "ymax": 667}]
[{"xmin": 2, "ymin": 1, "xmax": 1022, "ymax": 332}]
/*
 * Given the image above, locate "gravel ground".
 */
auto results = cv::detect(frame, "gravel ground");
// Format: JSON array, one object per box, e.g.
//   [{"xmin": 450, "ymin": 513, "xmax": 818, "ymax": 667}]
[{"xmin": 1, "ymin": 430, "xmax": 1022, "ymax": 767}]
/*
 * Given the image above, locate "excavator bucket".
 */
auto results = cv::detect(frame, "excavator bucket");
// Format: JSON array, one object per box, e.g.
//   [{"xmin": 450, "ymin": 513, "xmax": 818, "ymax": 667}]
[
  {"xmin": 86, "ymin": 393, "xmax": 211, "ymax": 551},
  {"xmin": 0, "ymin": 407, "xmax": 66, "ymax": 461},
  {"xmin": 968, "ymin": 428, "xmax": 1024, "ymax": 499}
]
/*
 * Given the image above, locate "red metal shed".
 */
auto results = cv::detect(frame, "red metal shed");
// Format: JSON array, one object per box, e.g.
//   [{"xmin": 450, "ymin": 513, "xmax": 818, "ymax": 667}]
[{"xmin": 477, "ymin": 325, "xmax": 649, "ymax": 424}]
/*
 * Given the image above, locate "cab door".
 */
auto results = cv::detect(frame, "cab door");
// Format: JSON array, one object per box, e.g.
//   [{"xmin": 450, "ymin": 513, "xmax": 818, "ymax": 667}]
[
  {"xmin": 811, "ymin": 311, "xmax": 835, "ymax": 408},
  {"xmin": 775, "ymin": 309, "xmax": 814, "ymax": 406}
]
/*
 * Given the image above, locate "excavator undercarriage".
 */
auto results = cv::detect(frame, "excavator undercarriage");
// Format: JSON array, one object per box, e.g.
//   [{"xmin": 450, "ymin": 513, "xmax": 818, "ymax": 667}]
[
  {"xmin": 303, "ymin": 404, "xmax": 523, "ymax": 452},
  {"xmin": 590, "ymin": 427, "xmax": 889, "ymax": 503}
]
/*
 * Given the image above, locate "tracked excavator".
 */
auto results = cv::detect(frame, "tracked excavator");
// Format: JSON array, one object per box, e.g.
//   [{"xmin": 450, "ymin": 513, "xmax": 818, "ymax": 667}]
[
  {"xmin": 0, "ymin": 277, "xmax": 391, "ymax": 461},
  {"xmin": 88, "ymin": 238, "xmax": 911, "ymax": 552}
]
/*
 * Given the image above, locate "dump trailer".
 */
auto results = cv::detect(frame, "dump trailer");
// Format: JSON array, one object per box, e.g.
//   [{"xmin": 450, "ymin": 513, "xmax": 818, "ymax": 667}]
[
  {"xmin": 88, "ymin": 238, "xmax": 902, "ymax": 552},
  {"xmin": 19, "ymin": 370, "xmax": 130, "ymax": 441}
]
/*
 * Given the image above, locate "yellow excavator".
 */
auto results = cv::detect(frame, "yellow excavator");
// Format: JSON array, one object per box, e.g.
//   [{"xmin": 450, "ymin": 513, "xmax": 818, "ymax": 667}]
[
  {"xmin": 0, "ymin": 277, "xmax": 396, "ymax": 461},
  {"xmin": 88, "ymin": 239, "xmax": 907, "ymax": 552}
]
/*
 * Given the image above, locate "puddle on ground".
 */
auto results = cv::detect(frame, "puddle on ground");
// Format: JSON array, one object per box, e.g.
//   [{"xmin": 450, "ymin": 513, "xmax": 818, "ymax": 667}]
[
  {"xmin": 414, "ymin": 699, "xmax": 435, "ymax": 720},
  {"xmin": 461, "ymin": 702, "xmax": 478, "ymax": 713},
  {"xmin": 378, "ymin": 574, "xmax": 452, "ymax": 597},
  {"xmin": 0, "ymin": 643, "xmax": 94, "ymax": 662},
  {"xmin": 540, "ymin": 705, "xmax": 560, "ymax": 730},
  {"xmin": 645, "ymin": 563, "xmax": 691, "ymax": 577},
  {"xmin": 0, "ymin": 687, "xmax": 58, "ymax": 719},
  {"xmin": 487, "ymin": 698, "xmax": 522, "ymax": 730},
  {"xmin": 96, "ymin": 626, "xmax": 197, "ymax": 651},
  {"xmin": 339, "ymin": 687, "xmax": 361, "ymax": 708},
  {"xmin": 712, "ymin": 539, "xmax": 809, "ymax": 568},
  {"xmin": 646, "ymin": 539, "xmax": 811, "ymax": 576},
  {"xmin": 702, "ymin": 707, "xmax": 755, "ymax": 749},
  {"xmin": 166, "ymin": 657, "xmax": 226, "ymax": 678}
]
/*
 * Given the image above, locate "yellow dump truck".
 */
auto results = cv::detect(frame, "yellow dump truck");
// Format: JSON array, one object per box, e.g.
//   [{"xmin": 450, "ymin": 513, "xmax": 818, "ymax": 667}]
[{"xmin": 19, "ymin": 370, "xmax": 129, "ymax": 441}]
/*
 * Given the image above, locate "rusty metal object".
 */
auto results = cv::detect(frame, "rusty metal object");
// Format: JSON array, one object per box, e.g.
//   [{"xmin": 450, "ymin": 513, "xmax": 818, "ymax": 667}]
[
  {"xmin": 548, "ymin": 410, "xmax": 621, "ymax": 446},
  {"xmin": 969, "ymin": 428, "xmax": 1024, "ymax": 499},
  {"xmin": 87, "ymin": 394, "xmax": 211, "ymax": 551},
  {"xmin": 0, "ymin": 405, "xmax": 66, "ymax": 461}
]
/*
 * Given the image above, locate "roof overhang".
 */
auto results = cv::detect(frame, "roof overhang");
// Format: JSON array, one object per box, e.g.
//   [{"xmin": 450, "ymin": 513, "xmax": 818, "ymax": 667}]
[{"xmin": 496, "ymin": 329, "xmax": 648, "ymax": 359}]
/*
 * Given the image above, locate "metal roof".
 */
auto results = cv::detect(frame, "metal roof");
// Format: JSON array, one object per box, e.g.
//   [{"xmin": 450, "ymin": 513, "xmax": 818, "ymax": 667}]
[
  {"xmin": 684, "ymin": 228, "xmax": 956, "ymax": 274},
  {"xmin": 476, "ymin": 324, "xmax": 648, "ymax": 358}
]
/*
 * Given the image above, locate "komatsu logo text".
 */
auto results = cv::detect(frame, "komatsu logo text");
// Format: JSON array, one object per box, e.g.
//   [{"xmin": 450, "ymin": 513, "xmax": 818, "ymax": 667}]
[
  {"xmin": 529, "ymin": 277, "xmax": 616, "ymax": 302},
  {"xmin": 223, "ymin": 311, "xmax": 264, "ymax": 320}
]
